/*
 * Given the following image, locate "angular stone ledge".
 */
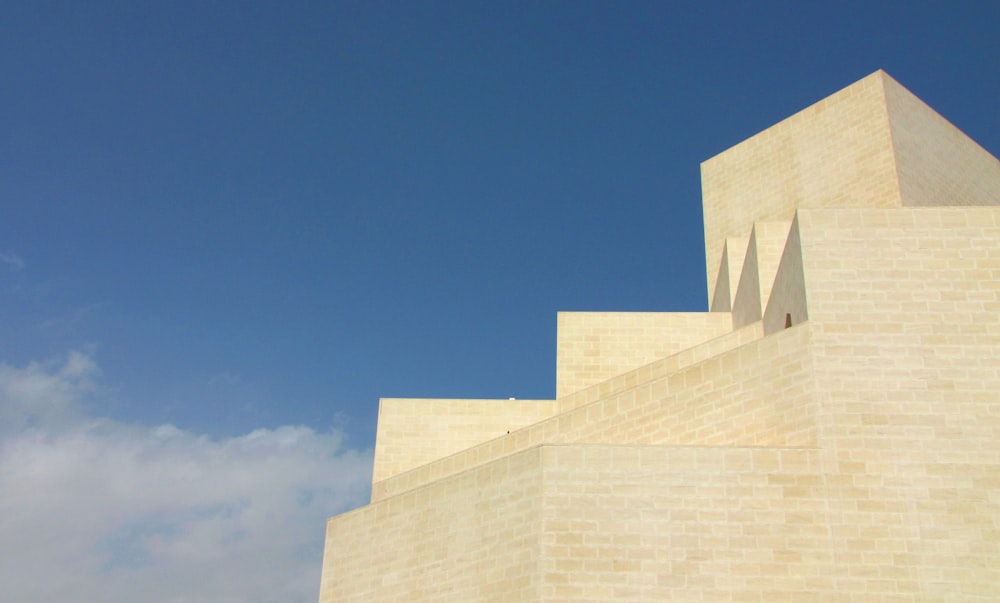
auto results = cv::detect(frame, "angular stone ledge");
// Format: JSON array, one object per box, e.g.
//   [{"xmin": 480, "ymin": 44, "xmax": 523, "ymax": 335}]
[{"xmin": 372, "ymin": 322, "xmax": 815, "ymax": 502}]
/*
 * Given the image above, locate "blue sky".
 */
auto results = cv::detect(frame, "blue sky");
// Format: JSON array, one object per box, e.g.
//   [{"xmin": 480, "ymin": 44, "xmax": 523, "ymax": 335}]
[{"xmin": 2, "ymin": 2, "xmax": 998, "ymax": 601}]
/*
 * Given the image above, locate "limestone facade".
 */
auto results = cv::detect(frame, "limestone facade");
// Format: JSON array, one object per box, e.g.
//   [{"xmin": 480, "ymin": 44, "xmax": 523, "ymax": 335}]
[{"xmin": 318, "ymin": 71, "xmax": 1000, "ymax": 601}]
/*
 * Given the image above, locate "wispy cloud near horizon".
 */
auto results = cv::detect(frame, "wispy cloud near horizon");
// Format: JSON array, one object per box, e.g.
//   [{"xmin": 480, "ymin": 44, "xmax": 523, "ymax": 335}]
[
  {"xmin": 0, "ymin": 352, "xmax": 373, "ymax": 603},
  {"xmin": 0, "ymin": 251, "xmax": 24, "ymax": 271}
]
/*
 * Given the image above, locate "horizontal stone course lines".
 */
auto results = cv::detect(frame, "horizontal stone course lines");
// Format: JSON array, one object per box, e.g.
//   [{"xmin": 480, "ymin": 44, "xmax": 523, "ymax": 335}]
[
  {"xmin": 370, "ymin": 322, "xmax": 763, "ymax": 502},
  {"xmin": 557, "ymin": 320, "xmax": 762, "ymax": 413},
  {"xmin": 556, "ymin": 312, "xmax": 734, "ymax": 398},
  {"xmin": 372, "ymin": 398, "xmax": 560, "ymax": 483},
  {"xmin": 325, "ymin": 444, "xmax": 830, "ymax": 603},
  {"xmin": 372, "ymin": 322, "xmax": 813, "ymax": 502},
  {"xmin": 539, "ymin": 445, "xmax": 829, "ymax": 601},
  {"xmin": 320, "ymin": 71, "xmax": 1000, "ymax": 601},
  {"xmin": 701, "ymin": 71, "xmax": 900, "ymax": 301},
  {"xmin": 320, "ymin": 446, "xmax": 545, "ymax": 602}
]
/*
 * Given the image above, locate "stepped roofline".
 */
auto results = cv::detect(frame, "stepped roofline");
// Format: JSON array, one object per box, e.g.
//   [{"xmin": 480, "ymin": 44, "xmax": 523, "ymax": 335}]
[{"xmin": 701, "ymin": 70, "xmax": 1000, "ymax": 303}]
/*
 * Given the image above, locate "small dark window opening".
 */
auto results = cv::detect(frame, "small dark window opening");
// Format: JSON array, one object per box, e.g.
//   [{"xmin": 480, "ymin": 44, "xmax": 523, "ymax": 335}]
[{"xmin": 784, "ymin": 313, "xmax": 793, "ymax": 329}]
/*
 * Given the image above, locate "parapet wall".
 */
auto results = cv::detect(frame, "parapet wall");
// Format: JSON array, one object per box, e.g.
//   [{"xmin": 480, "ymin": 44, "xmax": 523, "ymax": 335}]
[
  {"xmin": 372, "ymin": 397, "xmax": 558, "ymax": 484},
  {"xmin": 556, "ymin": 311, "xmax": 732, "ymax": 398},
  {"xmin": 372, "ymin": 322, "xmax": 817, "ymax": 502}
]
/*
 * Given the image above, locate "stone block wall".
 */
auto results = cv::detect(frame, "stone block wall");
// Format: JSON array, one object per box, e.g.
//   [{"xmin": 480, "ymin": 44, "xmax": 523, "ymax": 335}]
[
  {"xmin": 800, "ymin": 207, "xmax": 1000, "ymax": 598},
  {"xmin": 319, "ymin": 447, "xmax": 545, "ymax": 602},
  {"xmin": 556, "ymin": 312, "xmax": 732, "ymax": 398},
  {"xmin": 318, "ymin": 72, "xmax": 1000, "ymax": 601},
  {"xmin": 700, "ymin": 70, "xmax": 901, "ymax": 300},
  {"xmin": 372, "ymin": 398, "xmax": 558, "ymax": 484}
]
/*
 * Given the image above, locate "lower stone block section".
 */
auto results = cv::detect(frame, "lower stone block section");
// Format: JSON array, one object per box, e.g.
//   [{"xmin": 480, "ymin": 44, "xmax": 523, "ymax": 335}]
[
  {"xmin": 538, "ymin": 445, "xmax": 831, "ymax": 601},
  {"xmin": 321, "ymin": 444, "xmax": 829, "ymax": 602},
  {"xmin": 319, "ymin": 446, "xmax": 545, "ymax": 602},
  {"xmin": 324, "ymin": 440, "xmax": 1000, "ymax": 600}
]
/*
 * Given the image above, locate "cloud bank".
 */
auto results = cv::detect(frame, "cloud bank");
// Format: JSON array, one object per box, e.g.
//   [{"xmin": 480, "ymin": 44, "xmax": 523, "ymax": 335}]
[{"xmin": 0, "ymin": 353, "xmax": 373, "ymax": 603}]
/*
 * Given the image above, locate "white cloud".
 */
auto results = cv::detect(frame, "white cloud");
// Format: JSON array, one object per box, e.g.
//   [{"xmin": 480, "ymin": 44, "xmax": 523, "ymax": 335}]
[
  {"xmin": 0, "ymin": 350, "xmax": 96, "ymax": 436},
  {"xmin": 39, "ymin": 302, "xmax": 106, "ymax": 330},
  {"xmin": 0, "ymin": 251, "xmax": 24, "ymax": 270},
  {"xmin": 208, "ymin": 370, "xmax": 243, "ymax": 388},
  {"xmin": 0, "ymin": 353, "xmax": 373, "ymax": 603}
]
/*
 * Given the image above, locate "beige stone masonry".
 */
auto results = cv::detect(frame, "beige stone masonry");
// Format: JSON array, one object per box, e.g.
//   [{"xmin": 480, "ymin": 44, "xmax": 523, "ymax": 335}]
[
  {"xmin": 372, "ymin": 397, "xmax": 558, "ymax": 484},
  {"xmin": 730, "ymin": 227, "xmax": 762, "ymax": 328},
  {"xmin": 555, "ymin": 311, "xmax": 732, "ymax": 398},
  {"xmin": 762, "ymin": 214, "xmax": 809, "ymax": 335},
  {"xmin": 709, "ymin": 235, "xmax": 749, "ymax": 312},
  {"xmin": 538, "ymin": 445, "xmax": 829, "ymax": 601},
  {"xmin": 372, "ymin": 321, "xmax": 812, "ymax": 502},
  {"xmin": 797, "ymin": 207, "xmax": 1000, "ymax": 598},
  {"xmin": 731, "ymin": 221, "xmax": 792, "ymax": 330},
  {"xmin": 319, "ymin": 72, "xmax": 1000, "ymax": 602},
  {"xmin": 322, "ymin": 444, "xmax": 830, "ymax": 603},
  {"xmin": 753, "ymin": 222, "xmax": 793, "ymax": 312},
  {"xmin": 370, "ymin": 321, "xmax": 765, "ymax": 502},
  {"xmin": 701, "ymin": 71, "xmax": 1000, "ymax": 305},
  {"xmin": 701, "ymin": 70, "xmax": 900, "ymax": 301},
  {"xmin": 554, "ymin": 320, "xmax": 763, "ymax": 415},
  {"xmin": 370, "ymin": 321, "xmax": 764, "ymax": 500},
  {"xmin": 883, "ymin": 77, "xmax": 1000, "ymax": 209},
  {"xmin": 320, "ymin": 446, "xmax": 546, "ymax": 602}
]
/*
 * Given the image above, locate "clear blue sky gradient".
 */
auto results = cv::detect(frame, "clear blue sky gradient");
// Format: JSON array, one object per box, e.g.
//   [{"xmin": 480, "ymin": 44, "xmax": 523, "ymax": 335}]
[{"xmin": 3, "ymin": 2, "xmax": 999, "ymax": 448}]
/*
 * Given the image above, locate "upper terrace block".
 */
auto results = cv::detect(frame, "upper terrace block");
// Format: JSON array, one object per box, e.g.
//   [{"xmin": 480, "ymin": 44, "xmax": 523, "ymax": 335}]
[{"xmin": 701, "ymin": 70, "xmax": 1000, "ymax": 303}]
